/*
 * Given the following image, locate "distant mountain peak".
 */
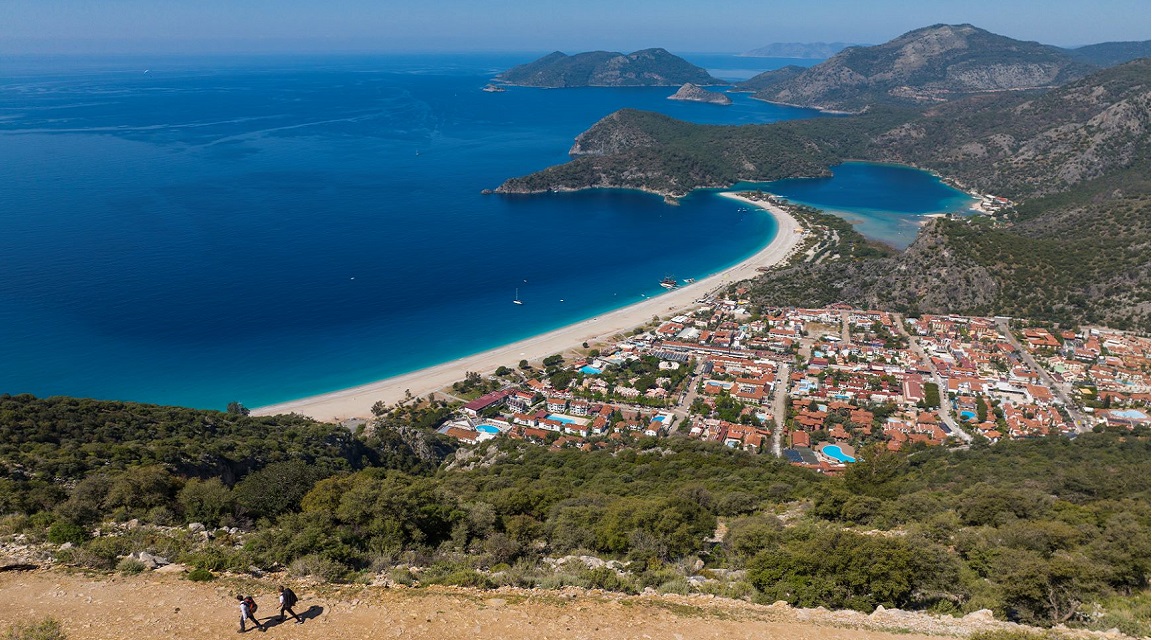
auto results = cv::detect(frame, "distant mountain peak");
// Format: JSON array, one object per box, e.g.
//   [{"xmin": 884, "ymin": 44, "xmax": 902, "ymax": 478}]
[{"xmin": 736, "ymin": 23, "xmax": 1097, "ymax": 112}]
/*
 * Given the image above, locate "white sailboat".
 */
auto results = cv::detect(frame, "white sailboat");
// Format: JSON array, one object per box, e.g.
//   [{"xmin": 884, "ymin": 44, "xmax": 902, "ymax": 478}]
[{"xmin": 513, "ymin": 288, "xmax": 523, "ymax": 305}]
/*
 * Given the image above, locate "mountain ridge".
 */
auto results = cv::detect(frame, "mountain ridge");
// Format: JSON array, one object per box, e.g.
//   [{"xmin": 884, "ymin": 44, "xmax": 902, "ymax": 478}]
[
  {"xmin": 495, "ymin": 59, "xmax": 1150, "ymax": 328},
  {"xmin": 736, "ymin": 24, "xmax": 1098, "ymax": 112}
]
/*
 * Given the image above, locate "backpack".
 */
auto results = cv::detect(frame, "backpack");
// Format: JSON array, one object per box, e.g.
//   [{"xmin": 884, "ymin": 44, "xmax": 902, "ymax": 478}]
[
  {"xmin": 282, "ymin": 588, "xmax": 298, "ymax": 608},
  {"xmin": 244, "ymin": 596, "xmax": 258, "ymax": 615}
]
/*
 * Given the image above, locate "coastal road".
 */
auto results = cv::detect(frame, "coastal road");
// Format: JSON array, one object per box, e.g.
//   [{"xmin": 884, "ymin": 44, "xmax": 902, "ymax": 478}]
[
  {"xmin": 892, "ymin": 314, "xmax": 969, "ymax": 442},
  {"xmin": 993, "ymin": 318, "xmax": 1090, "ymax": 432},
  {"xmin": 669, "ymin": 361, "xmax": 705, "ymax": 429}
]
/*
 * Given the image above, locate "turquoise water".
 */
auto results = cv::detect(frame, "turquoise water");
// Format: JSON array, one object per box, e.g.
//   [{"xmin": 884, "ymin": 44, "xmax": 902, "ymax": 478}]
[
  {"xmin": 476, "ymin": 424, "xmax": 501, "ymax": 434},
  {"xmin": 960, "ymin": 410, "xmax": 977, "ymax": 421},
  {"xmin": 822, "ymin": 444, "xmax": 857, "ymax": 463},
  {"xmin": 753, "ymin": 162, "xmax": 976, "ymax": 249},
  {"xmin": 580, "ymin": 366, "xmax": 602, "ymax": 375},
  {"xmin": 547, "ymin": 414, "xmax": 577, "ymax": 424},
  {"xmin": 0, "ymin": 53, "xmax": 967, "ymax": 410}
]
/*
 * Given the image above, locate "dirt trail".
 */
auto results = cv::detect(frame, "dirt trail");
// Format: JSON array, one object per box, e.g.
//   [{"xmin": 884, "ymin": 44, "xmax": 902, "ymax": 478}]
[{"xmin": 0, "ymin": 571, "xmax": 955, "ymax": 640}]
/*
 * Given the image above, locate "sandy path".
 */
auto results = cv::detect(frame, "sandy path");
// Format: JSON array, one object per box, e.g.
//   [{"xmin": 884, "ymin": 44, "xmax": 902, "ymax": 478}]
[
  {"xmin": 253, "ymin": 194, "xmax": 800, "ymax": 422},
  {"xmin": 0, "ymin": 571, "xmax": 954, "ymax": 640}
]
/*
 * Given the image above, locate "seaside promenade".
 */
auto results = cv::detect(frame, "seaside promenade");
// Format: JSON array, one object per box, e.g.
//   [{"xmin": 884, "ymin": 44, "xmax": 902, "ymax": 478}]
[{"xmin": 253, "ymin": 195, "xmax": 802, "ymax": 422}]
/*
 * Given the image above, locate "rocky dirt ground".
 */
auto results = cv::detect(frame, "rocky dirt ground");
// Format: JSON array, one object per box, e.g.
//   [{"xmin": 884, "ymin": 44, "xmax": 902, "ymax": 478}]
[{"xmin": 0, "ymin": 570, "xmax": 1134, "ymax": 640}]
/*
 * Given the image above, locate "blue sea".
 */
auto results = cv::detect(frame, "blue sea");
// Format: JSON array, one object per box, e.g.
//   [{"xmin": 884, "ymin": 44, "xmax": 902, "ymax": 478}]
[{"xmin": 0, "ymin": 53, "xmax": 972, "ymax": 409}]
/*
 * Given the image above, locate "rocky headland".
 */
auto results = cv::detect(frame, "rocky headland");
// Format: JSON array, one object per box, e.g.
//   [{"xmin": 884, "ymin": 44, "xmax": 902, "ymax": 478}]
[{"xmin": 668, "ymin": 82, "xmax": 732, "ymax": 105}]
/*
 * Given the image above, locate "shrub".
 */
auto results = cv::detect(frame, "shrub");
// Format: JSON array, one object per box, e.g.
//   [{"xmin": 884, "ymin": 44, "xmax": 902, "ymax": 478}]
[
  {"xmin": 2, "ymin": 617, "xmax": 67, "ymax": 640},
  {"xmin": 116, "ymin": 558, "xmax": 147, "ymax": 575},
  {"xmin": 388, "ymin": 566, "xmax": 417, "ymax": 586},
  {"xmin": 55, "ymin": 546, "xmax": 115, "ymax": 570},
  {"xmin": 581, "ymin": 567, "xmax": 635, "ymax": 593},
  {"xmin": 46, "ymin": 523, "xmax": 88, "ymax": 545},
  {"xmin": 288, "ymin": 554, "xmax": 349, "ymax": 583},
  {"xmin": 179, "ymin": 546, "xmax": 246, "ymax": 573},
  {"xmin": 428, "ymin": 569, "xmax": 495, "ymax": 589},
  {"xmin": 0, "ymin": 514, "xmax": 29, "ymax": 536},
  {"xmin": 490, "ymin": 559, "xmax": 540, "ymax": 589},
  {"xmin": 186, "ymin": 568, "xmax": 215, "ymax": 582}
]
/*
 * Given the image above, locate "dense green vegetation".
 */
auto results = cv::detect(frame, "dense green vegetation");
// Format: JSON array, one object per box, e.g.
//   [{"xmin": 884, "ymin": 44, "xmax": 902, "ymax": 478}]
[
  {"xmin": 938, "ymin": 181, "xmax": 1150, "ymax": 328},
  {"xmin": 497, "ymin": 108, "xmax": 911, "ymax": 197},
  {"xmin": 495, "ymin": 48, "xmax": 720, "ymax": 88},
  {"xmin": 0, "ymin": 393, "xmax": 448, "ymax": 525},
  {"xmin": 0, "ymin": 394, "xmax": 1146, "ymax": 635}
]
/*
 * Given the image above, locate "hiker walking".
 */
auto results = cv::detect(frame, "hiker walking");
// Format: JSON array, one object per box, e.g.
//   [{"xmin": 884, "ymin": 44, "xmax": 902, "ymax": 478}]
[
  {"xmin": 278, "ymin": 585, "xmax": 304, "ymax": 624},
  {"xmin": 237, "ymin": 594, "xmax": 265, "ymax": 633}
]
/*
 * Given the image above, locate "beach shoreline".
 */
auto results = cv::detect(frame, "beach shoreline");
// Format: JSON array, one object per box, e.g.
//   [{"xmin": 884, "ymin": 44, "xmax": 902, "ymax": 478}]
[{"xmin": 253, "ymin": 193, "xmax": 802, "ymax": 422}]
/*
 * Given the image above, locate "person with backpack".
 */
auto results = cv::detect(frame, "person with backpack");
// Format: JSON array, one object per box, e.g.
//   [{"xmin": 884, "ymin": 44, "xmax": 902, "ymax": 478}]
[
  {"xmin": 278, "ymin": 585, "xmax": 303, "ymax": 624},
  {"xmin": 237, "ymin": 594, "xmax": 265, "ymax": 633}
]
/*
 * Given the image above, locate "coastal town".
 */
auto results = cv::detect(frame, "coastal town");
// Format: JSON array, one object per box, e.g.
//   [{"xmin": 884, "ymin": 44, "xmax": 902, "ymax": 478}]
[{"xmin": 429, "ymin": 296, "xmax": 1150, "ymax": 473}]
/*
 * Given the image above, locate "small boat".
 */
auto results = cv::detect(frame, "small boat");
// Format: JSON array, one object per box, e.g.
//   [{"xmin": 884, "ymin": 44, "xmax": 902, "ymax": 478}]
[
  {"xmin": 513, "ymin": 288, "xmax": 523, "ymax": 305},
  {"xmin": 683, "ymin": 278, "xmax": 695, "ymax": 284},
  {"xmin": 660, "ymin": 276, "xmax": 678, "ymax": 289}
]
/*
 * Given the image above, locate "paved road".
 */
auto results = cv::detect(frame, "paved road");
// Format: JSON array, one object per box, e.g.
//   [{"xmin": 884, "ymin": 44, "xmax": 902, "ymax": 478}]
[
  {"xmin": 892, "ymin": 314, "xmax": 970, "ymax": 442},
  {"xmin": 771, "ymin": 363, "xmax": 790, "ymax": 457},
  {"xmin": 993, "ymin": 318, "xmax": 1090, "ymax": 432},
  {"xmin": 669, "ymin": 362, "xmax": 704, "ymax": 431}
]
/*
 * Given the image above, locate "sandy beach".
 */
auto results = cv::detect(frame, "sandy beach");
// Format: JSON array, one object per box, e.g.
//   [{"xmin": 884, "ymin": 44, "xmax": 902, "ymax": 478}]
[{"xmin": 253, "ymin": 193, "xmax": 802, "ymax": 421}]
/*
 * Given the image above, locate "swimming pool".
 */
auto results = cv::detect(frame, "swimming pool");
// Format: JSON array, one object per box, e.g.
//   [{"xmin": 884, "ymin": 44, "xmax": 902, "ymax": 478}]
[
  {"xmin": 822, "ymin": 444, "xmax": 857, "ymax": 463},
  {"xmin": 476, "ymin": 424, "xmax": 501, "ymax": 434},
  {"xmin": 547, "ymin": 414, "xmax": 576, "ymax": 424},
  {"xmin": 580, "ymin": 366, "xmax": 602, "ymax": 375},
  {"xmin": 959, "ymin": 410, "xmax": 977, "ymax": 421}
]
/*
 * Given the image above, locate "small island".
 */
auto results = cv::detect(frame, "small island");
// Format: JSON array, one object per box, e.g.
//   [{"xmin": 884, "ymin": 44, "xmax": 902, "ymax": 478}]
[
  {"xmin": 667, "ymin": 82, "xmax": 732, "ymax": 105},
  {"xmin": 495, "ymin": 48, "xmax": 722, "ymax": 88}
]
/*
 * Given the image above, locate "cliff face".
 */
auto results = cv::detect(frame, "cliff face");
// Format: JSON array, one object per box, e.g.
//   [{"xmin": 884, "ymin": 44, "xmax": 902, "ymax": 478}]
[
  {"xmin": 667, "ymin": 83, "xmax": 732, "ymax": 105},
  {"xmin": 495, "ymin": 48, "xmax": 722, "ymax": 87},
  {"xmin": 738, "ymin": 24, "xmax": 1097, "ymax": 111}
]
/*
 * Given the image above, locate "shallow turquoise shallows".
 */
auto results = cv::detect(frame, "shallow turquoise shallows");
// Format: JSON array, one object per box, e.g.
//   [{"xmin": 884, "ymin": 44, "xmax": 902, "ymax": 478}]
[{"xmin": 0, "ymin": 53, "xmax": 972, "ymax": 409}]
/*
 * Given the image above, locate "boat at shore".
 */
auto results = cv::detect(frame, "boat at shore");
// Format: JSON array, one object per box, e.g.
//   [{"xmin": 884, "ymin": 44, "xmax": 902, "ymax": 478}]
[{"xmin": 660, "ymin": 276, "xmax": 678, "ymax": 289}]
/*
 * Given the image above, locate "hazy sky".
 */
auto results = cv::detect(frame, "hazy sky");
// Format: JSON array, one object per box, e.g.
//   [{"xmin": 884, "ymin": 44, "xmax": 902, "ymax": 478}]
[{"xmin": 4, "ymin": 0, "xmax": 1150, "ymax": 54}]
